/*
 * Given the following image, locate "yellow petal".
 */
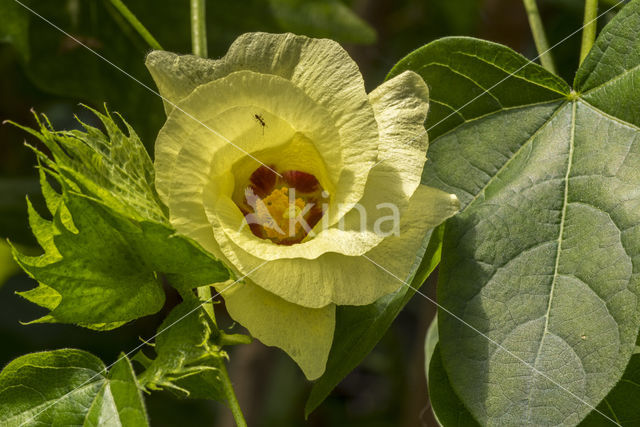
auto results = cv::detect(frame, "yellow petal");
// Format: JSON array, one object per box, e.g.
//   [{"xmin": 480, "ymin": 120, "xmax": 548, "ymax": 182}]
[
  {"xmin": 368, "ymin": 71, "xmax": 430, "ymax": 201},
  {"xmin": 201, "ymin": 71, "xmax": 432, "ymax": 262},
  {"xmin": 212, "ymin": 185, "xmax": 459, "ymax": 308},
  {"xmin": 216, "ymin": 280, "xmax": 335, "ymax": 380},
  {"xmin": 156, "ymin": 69, "xmax": 392, "ymax": 263},
  {"xmin": 224, "ymin": 33, "xmax": 378, "ymax": 225},
  {"xmin": 148, "ymin": 33, "xmax": 379, "ymax": 225},
  {"xmin": 145, "ymin": 51, "xmax": 225, "ymax": 116}
]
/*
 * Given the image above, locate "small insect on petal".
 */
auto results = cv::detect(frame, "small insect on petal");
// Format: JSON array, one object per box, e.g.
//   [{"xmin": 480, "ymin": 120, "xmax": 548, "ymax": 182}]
[{"xmin": 254, "ymin": 113, "xmax": 267, "ymax": 134}]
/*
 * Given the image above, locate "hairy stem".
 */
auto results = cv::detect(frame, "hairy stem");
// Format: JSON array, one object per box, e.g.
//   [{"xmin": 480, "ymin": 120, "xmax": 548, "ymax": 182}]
[
  {"xmin": 107, "ymin": 0, "xmax": 163, "ymax": 50},
  {"xmin": 522, "ymin": 0, "xmax": 557, "ymax": 74},
  {"xmin": 218, "ymin": 360, "xmax": 248, "ymax": 427},
  {"xmin": 580, "ymin": 0, "xmax": 599, "ymax": 64},
  {"xmin": 190, "ymin": 0, "xmax": 208, "ymax": 57}
]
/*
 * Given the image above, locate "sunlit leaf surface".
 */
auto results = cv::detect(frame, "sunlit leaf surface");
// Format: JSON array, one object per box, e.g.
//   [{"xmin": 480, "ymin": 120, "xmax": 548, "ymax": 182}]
[{"xmin": 391, "ymin": 0, "xmax": 640, "ymax": 424}]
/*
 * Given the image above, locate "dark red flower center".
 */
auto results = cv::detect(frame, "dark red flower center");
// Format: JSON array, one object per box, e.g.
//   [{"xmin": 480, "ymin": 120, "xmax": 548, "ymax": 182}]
[{"xmin": 235, "ymin": 165, "xmax": 328, "ymax": 245}]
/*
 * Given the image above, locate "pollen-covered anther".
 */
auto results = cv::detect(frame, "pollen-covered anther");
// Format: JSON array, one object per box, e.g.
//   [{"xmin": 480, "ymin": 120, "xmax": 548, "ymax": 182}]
[
  {"xmin": 239, "ymin": 166, "xmax": 329, "ymax": 245},
  {"xmin": 257, "ymin": 187, "xmax": 306, "ymax": 241}
]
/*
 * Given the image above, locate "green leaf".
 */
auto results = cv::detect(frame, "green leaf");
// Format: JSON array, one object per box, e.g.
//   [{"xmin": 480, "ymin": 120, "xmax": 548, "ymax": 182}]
[
  {"xmin": 1, "ymin": 0, "xmax": 374, "ymax": 147},
  {"xmin": 428, "ymin": 344, "xmax": 480, "ymax": 427},
  {"xmin": 388, "ymin": 36, "xmax": 570, "ymax": 140},
  {"xmin": 14, "ymin": 107, "xmax": 166, "ymax": 223},
  {"xmin": 390, "ymin": 1, "xmax": 640, "ymax": 424},
  {"xmin": 424, "ymin": 318, "xmax": 481, "ymax": 426},
  {"xmin": 267, "ymin": 0, "xmax": 376, "ymax": 45},
  {"xmin": 424, "ymin": 315, "xmax": 439, "ymax": 383},
  {"xmin": 11, "ymin": 109, "xmax": 230, "ymax": 329},
  {"xmin": 0, "ymin": 0, "xmax": 29, "ymax": 60},
  {"xmin": 580, "ymin": 353, "xmax": 640, "ymax": 426},
  {"xmin": 0, "ymin": 349, "xmax": 148, "ymax": 426},
  {"xmin": 138, "ymin": 299, "xmax": 226, "ymax": 402},
  {"xmin": 305, "ymin": 225, "xmax": 444, "ymax": 417},
  {"xmin": 15, "ymin": 190, "xmax": 164, "ymax": 329},
  {"xmin": 574, "ymin": 0, "xmax": 640, "ymax": 128}
]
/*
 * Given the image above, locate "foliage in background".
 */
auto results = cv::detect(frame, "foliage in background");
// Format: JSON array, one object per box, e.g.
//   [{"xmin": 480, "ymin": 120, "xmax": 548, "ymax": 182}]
[{"xmin": 0, "ymin": 0, "xmax": 377, "ymax": 147}]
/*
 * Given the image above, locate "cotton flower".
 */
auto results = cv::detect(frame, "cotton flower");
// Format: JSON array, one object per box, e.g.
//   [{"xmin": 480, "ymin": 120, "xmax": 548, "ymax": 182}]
[{"xmin": 146, "ymin": 32, "xmax": 459, "ymax": 379}]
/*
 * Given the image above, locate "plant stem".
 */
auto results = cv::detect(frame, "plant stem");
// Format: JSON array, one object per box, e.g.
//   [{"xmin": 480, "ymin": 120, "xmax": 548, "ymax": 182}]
[
  {"xmin": 218, "ymin": 360, "xmax": 247, "ymax": 427},
  {"xmin": 190, "ymin": 0, "xmax": 208, "ymax": 57},
  {"xmin": 190, "ymin": 0, "xmax": 213, "ymax": 333},
  {"xmin": 197, "ymin": 286, "xmax": 217, "ymax": 325},
  {"xmin": 107, "ymin": 0, "xmax": 163, "ymax": 50},
  {"xmin": 522, "ymin": 0, "xmax": 557, "ymax": 74},
  {"xmin": 580, "ymin": 0, "xmax": 599, "ymax": 64}
]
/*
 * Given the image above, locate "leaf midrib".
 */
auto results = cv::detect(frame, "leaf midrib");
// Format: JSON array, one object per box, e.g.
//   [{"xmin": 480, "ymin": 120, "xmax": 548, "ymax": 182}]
[
  {"xmin": 579, "ymin": 62, "xmax": 640, "ymax": 98},
  {"xmin": 455, "ymin": 50, "xmax": 570, "ymax": 96},
  {"xmin": 524, "ymin": 101, "xmax": 577, "ymax": 420},
  {"xmin": 578, "ymin": 98, "xmax": 640, "ymax": 132},
  {"xmin": 430, "ymin": 98, "xmax": 566, "ymax": 146},
  {"xmin": 458, "ymin": 101, "xmax": 570, "ymax": 214},
  {"xmin": 416, "ymin": 62, "xmax": 504, "ymax": 108},
  {"xmin": 0, "ymin": 381, "xmax": 104, "ymax": 425}
]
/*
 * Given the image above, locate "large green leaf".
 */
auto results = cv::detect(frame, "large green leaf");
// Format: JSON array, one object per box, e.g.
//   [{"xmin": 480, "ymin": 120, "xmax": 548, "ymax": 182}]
[
  {"xmin": 305, "ymin": 225, "xmax": 443, "ymax": 417},
  {"xmin": 428, "ymin": 344, "xmax": 480, "ymax": 427},
  {"xmin": 389, "ymin": 1, "xmax": 640, "ymax": 425},
  {"xmin": 0, "ymin": 349, "xmax": 148, "ymax": 426},
  {"xmin": 11, "ymin": 110, "xmax": 230, "ymax": 329},
  {"xmin": 389, "ymin": 36, "xmax": 570, "ymax": 140}
]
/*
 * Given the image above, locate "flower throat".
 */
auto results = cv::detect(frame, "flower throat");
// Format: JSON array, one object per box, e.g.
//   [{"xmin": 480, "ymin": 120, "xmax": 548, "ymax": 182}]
[{"xmin": 235, "ymin": 165, "xmax": 329, "ymax": 245}]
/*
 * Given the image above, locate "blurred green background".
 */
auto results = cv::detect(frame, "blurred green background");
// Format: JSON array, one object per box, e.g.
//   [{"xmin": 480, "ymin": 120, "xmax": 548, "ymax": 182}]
[{"xmin": 0, "ymin": 0, "xmax": 622, "ymax": 425}]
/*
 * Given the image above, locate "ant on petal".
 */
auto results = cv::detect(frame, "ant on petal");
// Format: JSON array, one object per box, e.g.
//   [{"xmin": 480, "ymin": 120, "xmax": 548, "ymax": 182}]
[{"xmin": 254, "ymin": 113, "xmax": 266, "ymax": 135}]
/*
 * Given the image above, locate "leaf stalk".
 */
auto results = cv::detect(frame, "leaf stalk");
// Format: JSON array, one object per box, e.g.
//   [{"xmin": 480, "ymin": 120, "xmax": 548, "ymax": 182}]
[
  {"xmin": 190, "ymin": 0, "xmax": 208, "ymax": 58},
  {"xmin": 107, "ymin": 0, "xmax": 163, "ymax": 50},
  {"xmin": 580, "ymin": 0, "xmax": 599, "ymax": 64},
  {"xmin": 218, "ymin": 360, "xmax": 248, "ymax": 427},
  {"xmin": 522, "ymin": 0, "xmax": 557, "ymax": 74}
]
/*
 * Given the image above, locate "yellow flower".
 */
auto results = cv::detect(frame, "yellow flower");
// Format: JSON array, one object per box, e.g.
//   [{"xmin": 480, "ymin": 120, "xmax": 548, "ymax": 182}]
[{"xmin": 146, "ymin": 32, "xmax": 459, "ymax": 379}]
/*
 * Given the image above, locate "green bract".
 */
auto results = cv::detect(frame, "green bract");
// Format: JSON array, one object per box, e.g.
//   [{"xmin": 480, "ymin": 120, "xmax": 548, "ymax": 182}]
[
  {"xmin": 146, "ymin": 32, "xmax": 459, "ymax": 379},
  {"xmin": 10, "ymin": 110, "xmax": 230, "ymax": 330}
]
